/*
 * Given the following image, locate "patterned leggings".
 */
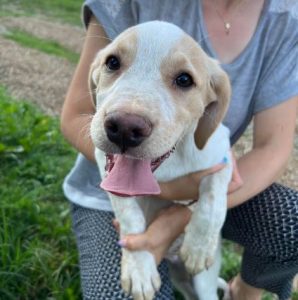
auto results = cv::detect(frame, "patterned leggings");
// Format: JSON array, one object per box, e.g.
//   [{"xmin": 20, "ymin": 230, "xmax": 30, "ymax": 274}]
[{"xmin": 71, "ymin": 184, "xmax": 298, "ymax": 300}]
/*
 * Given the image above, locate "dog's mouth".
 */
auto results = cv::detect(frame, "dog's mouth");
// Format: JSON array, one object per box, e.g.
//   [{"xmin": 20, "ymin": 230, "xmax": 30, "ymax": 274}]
[{"xmin": 100, "ymin": 147, "xmax": 175, "ymax": 197}]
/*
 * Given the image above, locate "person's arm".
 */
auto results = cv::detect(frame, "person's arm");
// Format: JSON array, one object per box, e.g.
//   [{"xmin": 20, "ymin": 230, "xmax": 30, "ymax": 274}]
[
  {"xmin": 228, "ymin": 96, "xmax": 297, "ymax": 207},
  {"xmin": 60, "ymin": 16, "xmax": 110, "ymax": 161}
]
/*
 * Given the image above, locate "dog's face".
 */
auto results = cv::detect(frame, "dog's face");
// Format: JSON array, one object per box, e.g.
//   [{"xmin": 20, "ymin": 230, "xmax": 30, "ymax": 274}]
[{"xmin": 90, "ymin": 21, "xmax": 230, "ymax": 161}]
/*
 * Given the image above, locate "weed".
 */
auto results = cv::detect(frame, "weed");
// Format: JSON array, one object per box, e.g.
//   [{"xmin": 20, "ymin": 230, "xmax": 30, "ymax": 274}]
[{"xmin": 4, "ymin": 29, "xmax": 79, "ymax": 64}]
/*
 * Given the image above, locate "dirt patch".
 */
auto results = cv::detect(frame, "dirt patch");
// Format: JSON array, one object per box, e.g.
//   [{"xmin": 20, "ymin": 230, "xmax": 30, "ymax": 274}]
[
  {"xmin": 1, "ymin": 16, "xmax": 84, "ymax": 53},
  {"xmin": 0, "ymin": 15, "xmax": 297, "ymax": 189},
  {"xmin": 0, "ymin": 16, "xmax": 83, "ymax": 115},
  {"xmin": 0, "ymin": 37, "xmax": 75, "ymax": 115}
]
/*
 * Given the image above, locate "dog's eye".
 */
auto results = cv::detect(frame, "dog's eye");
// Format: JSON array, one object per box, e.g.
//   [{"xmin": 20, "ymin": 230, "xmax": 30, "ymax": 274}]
[
  {"xmin": 105, "ymin": 55, "xmax": 121, "ymax": 71},
  {"xmin": 175, "ymin": 73, "xmax": 194, "ymax": 88}
]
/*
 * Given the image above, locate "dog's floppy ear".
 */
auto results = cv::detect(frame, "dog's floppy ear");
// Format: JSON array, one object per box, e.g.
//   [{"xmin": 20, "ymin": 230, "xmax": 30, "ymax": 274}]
[
  {"xmin": 88, "ymin": 63, "xmax": 100, "ymax": 106},
  {"xmin": 194, "ymin": 59, "xmax": 231, "ymax": 150}
]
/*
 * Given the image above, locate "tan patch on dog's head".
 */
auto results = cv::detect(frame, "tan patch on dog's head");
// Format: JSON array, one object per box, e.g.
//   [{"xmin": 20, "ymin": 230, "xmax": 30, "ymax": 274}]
[
  {"xmin": 89, "ymin": 28, "xmax": 138, "ymax": 105},
  {"xmin": 160, "ymin": 35, "xmax": 231, "ymax": 149}
]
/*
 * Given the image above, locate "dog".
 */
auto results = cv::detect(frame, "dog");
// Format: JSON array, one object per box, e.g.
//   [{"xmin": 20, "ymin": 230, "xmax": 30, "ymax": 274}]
[{"xmin": 89, "ymin": 21, "xmax": 233, "ymax": 300}]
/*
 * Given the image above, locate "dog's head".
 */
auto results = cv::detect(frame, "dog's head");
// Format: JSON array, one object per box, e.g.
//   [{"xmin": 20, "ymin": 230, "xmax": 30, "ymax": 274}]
[{"xmin": 89, "ymin": 21, "xmax": 230, "ymax": 196}]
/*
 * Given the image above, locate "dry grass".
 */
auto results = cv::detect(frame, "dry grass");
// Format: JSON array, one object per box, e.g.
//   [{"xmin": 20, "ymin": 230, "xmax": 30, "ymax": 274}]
[{"xmin": 0, "ymin": 36, "xmax": 74, "ymax": 115}]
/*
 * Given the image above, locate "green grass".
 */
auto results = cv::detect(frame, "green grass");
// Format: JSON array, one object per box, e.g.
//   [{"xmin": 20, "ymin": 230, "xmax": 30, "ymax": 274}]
[
  {"xmin": 0, "ymin": 0, "xmax": 82, "ymax": 25},
  {"xmin": 4, "ymin": 29, "xmax": 79, "ymax": 64},
  {"xmin": 0, "ymin": 86, "xmax": 80, "ymax": 299},
  {"xmin": 221, "ymin": 241, "xmax": 242, "ymax": 280}
]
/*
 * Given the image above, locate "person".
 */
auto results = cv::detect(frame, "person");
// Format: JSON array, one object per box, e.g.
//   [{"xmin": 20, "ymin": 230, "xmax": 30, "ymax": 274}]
[{"xmin": 60, "ymin": 0, "xmax": 298, "ymax": 299}]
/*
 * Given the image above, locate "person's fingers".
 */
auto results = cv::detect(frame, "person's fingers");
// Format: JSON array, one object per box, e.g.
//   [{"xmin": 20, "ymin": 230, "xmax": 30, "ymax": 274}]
[
  {"xmin": 112, "ymin": 219, "xmax": 120, "ymax": 233},
  {"xmin": 228, "ymin": 152, "xmax": 243, "ymax": 194},
  {"xmin": 118, "ymin": 233, "xmax": 149, "ymax": 251},
  {"xmin": 190, "ymin": 163, "xmax": 226, "ymax": 182},
  {"xmin": 158, "ymin": 163, "xmax": 226, "ymax": 201},
  {"xmin": 118, "ymin": 205, "xmax": 191, "ymax": 265},
  {"xmin": 228, "ymin": 180, "xmax": 242, "ymax": 194}
]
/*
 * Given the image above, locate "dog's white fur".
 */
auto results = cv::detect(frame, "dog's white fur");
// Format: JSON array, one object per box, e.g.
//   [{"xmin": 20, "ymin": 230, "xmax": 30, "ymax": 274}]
[{"xmin": 90, "ymin": 21, "xmax": 233, "ymax": 300}]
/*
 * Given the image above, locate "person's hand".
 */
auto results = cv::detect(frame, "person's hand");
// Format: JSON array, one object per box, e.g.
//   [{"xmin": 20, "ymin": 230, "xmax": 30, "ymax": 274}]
[
  {"xmin": 157, "ymin": 151, "xmax": 243, "ymax": 201},
  {"xmin": 228, "ymin": 151, "xmax": 243, "ymax": 194},
  {"xmin": 114, "ymin": 205, "xmax": 191, "ymax": 265}
]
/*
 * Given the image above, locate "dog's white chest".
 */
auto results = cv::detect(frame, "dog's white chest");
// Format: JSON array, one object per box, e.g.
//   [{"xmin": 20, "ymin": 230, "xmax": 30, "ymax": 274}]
[{"xmin": 154, "ymin": 124, "xmax": 230, "ymax": 182}]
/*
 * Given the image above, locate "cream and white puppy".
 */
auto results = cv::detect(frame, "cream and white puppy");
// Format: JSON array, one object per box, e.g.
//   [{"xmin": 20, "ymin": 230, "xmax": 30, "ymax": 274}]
[{"xmin": 89, "ymin": 21, "xmax": 232, "ymax": 300}]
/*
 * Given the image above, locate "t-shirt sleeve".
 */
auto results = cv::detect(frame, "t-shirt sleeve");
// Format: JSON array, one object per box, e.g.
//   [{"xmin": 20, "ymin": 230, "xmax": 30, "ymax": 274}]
[
  {"xmin": 253, "ymin": 31, "xmax": 298, "ymax": 113},
  {"xmin": 82, "ymin": 0, "xmax": 138, "ymax": 39}
]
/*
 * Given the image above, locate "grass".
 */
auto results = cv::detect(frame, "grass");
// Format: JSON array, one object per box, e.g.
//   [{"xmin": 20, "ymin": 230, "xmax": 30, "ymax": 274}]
[
  {"xmin": 221, "ymin": 241, "xmax": 242, "ymax": 279},
  {"xmin": 4, "ymin": 29, "xmax": 79, "ymax": 64},
  {"xmin": 0, "ymin": 0, "xmax": 82, "ymax": 25},
  {"xmin": 0, "ymin": 86, "xmax": 80, "ymax": 299}
]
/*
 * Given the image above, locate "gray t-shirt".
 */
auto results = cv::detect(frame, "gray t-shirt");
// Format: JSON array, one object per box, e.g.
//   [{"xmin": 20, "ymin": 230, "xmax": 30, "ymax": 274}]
[{"xmin": 63, "ymin": 0, "xmax": 298, "ymax": 211}]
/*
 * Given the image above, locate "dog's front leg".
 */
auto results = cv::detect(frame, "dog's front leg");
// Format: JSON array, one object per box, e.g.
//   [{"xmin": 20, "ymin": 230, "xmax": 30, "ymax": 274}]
[
  {"xmin": 110, "ymin": 195, "xmax": 161, "ymax": 300},
  {"xmin": 180, "ymin": 158, "xmax": 232, "ymax": 276}
]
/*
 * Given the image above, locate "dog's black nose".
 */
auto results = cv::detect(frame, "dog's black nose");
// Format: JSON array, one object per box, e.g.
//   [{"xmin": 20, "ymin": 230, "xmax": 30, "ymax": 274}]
[{"xmin": 104, "ymin": 113, "xmax": 152, "ymax": 152}]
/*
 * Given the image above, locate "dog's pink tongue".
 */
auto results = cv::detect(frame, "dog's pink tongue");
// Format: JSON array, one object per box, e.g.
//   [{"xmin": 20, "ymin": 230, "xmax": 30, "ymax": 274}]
[{"xmin": 100, "ymin": 155, "xmax": 160, "ymax": 197}]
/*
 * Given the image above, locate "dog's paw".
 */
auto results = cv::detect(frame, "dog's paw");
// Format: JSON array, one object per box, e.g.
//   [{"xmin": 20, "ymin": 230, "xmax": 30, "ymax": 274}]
[
  {"xmin": 121, "ymin": 250, "xmax": 161, "ymax": 300},
  {"xmin": 180, "ymin": 233, "xmax": 218, "ymax": 275}
]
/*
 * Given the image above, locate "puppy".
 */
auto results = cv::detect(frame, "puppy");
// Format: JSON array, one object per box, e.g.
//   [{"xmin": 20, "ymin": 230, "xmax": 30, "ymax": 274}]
[{"xmin": 89, "ymin": 21, "xmax": 232, "ymax": 300}]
